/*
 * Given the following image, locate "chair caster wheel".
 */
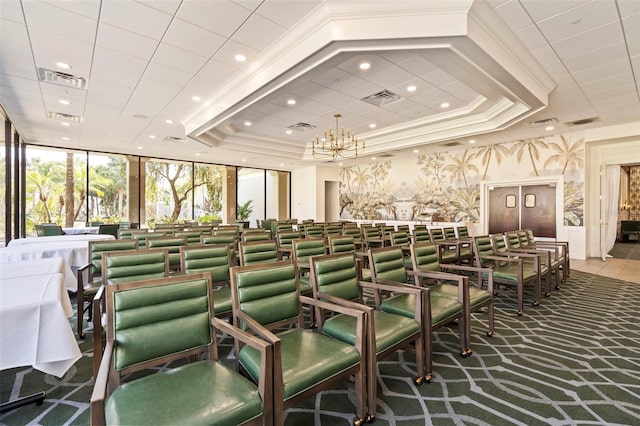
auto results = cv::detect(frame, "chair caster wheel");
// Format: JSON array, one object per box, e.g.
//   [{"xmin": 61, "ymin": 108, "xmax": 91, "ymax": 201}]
[
  {"xmin": 486, "ymin": 330, "xmax": 494, "ymax": 337},
  {"xmin": 414, "ymin": 376, "xmax": 423, "ymax": 385},
  {"xmin": 424, "ymin": 374, "xmax": 432, "ymax": 383},
  {"xmin": 555, "ymin": 286, "xmax": 560, "ymax": 290},
  {"xmin": 466, "ymin": 348, "xmax": 473, "ymax": 356},
  {"xmin": 517, "ymin": 310, "xmax": 523, "ymax": 316},
  {"xmin": 544, "ymin": 292, "xmax": 551, "ymax": 297},
  {"xmin": 366, "ymin": 414, "xmax": 375, "ymax": 423},
  {"xmin": 532, "ymin": 301, "xmax": 540, "ymax": 306},
  {"xmin": 79, "ymin": 333, "xmax": 86, "ymax": 339},
  {"xmin": 354, "ymin": 417, "xmax": 363, "ymax": 426}
]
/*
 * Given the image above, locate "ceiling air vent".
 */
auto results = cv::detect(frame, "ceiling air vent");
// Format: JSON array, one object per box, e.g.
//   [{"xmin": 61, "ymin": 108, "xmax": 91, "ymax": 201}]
[
  {"xmin": 38, "ymin": 67, "xmax": 87, "ymax": 89},
  {"xmin": 361, "ymin": 89, "xmax": 403, "ymax": 106},
  {"xmin": 527, "ymin": 117, "xmax": 558, "ymax": 128},
  {"xmin": 287, "ymin": 122, "xmax": 316, "ymax": 132},
  {"xmin": 565, "ymin": 117, "xmax": 599, "ymax": 126},
  {"xmin": 47, "ymin": 111, "xmax": 83, "ymax": 122},
  {"xmin": 377, "ymin": 153, "xmax": 394, "ymax": 158},
  {"xmin": 441, "ymin": 141, "xmax": 463, "ymax": 147},
  {"xmin": 163, "ymin": 136, "xmax": 186, "ymax": 143}
]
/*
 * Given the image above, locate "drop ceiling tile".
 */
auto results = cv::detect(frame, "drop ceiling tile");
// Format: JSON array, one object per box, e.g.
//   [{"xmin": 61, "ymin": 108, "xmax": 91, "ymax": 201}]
[
  {"xmin": 28, "ymin": 27, "xmax": 94, "ymax": 77},
  {"xmin": 311, "ymin": 67, "xmax": 361, "ymax": 91},
  {"xmin": 86, "ymin": 82, "xmax": 131, "ymax": 109},
  {"xmin": 562, "ymin": 41, "xmax": 628, "ymax": 73},
  {"xmin": 163, "ymin": 18, "xmax": 227, "ymax": 57},
  {"xmin": 552, "ymin": 21, "xmax": 624, "ymax": 59},
  {"xmin": 623, "ymin": 14, "xmax": 640, "ymax": 53},
  {"xmin": 255, "ymin": 0, "xmax": 320, "ymax": 28},
  {"xmin": 137, "ymin": 0, "xmax": 182, "ymax": 15},
  {"xmin": 0, "ymin": 0, "xmax": 25, "ymax": 23},
  {"xmin": 530, "ymin": 44, "xmax": 560, "ymax": 66},
  {"xmin": 96, "ymin": 23, "xmax": 159, "ymax": 62},
  {"xmin": 581, "ymin": 73, "xmax": 635, "ymax": 95},
  {"xmin": 340, "ymin": 79, "xmax": 384, "ymax": 99},
  {"xmin": 22, "ymin": 1, "xmax": 98, "ymax": 42},
  {"xmin": 42, "ymin": 0, "xmax": 101, "ymax": 19},
  {"xmin": 364, "ymin": 64, "xmax": 416, "ymax": 89},
  {"xmin": 100, "ymin": 0, "xmax": 173, "ymax": 41},
  {"xmin": 337, "ymin": 54, "xmax": 395, "ymax": 76},
  {"xmin": 536, "ymin": 1, "xmax": 618, "ymax": 43},
  {"xmin": 494, "ymin": 0, "xmax": 532, "ymax": 32},
  {"xmin": 396, "ymin": 54, "xmax": 439, "ymax": 76},
  {"xmin": 40, "ymin": 83, "xmax": 86, "ymax": 102},
  {"xmin": 211, "ymin": 39, "xmax": 261, "ymax": 70},
  {"xmin": 514, "ymin": 25, "xmax": 549, "ymax": 50},
  {"xmin": 0, "ymin": 74, "xmax": 39, "ymax": 94},
  {"xmin": 572, "ymin": 57, "xmax": 632, "ymax": 85},
  {"xmin": 152, "ymin": 43, "xmax": 209, "ymax": 74},
  {"xmin": 617, "ymin": 0, "xmax": 640, "ymax": 17},
  {"xmin": 519, "ymin": 0, "xmax": 589, "ymax": 23},
  {"xmin": 232, "ymin": 13, "xmax": 287, "ymax": 52},
  {"xmin": 177, "ymin": 0, "xmax": 252, "ymax": 38},
  {"xmin": 0, "ymin": 19, "xmax": 38, "ymax": 79},
  {"xmin": 543, "ymin": 61, "xmax": 571, "ymax": 80},
  {"xmin": 144, "ymin": 62, "xmax": 193, "ymax": 88},
  {"xmin": 198, "ymin": 59, "xmax": 240, "ymax": 84},
  {"xmin": 586, "ymin": 83, "xmax": 636, "ymax": 102},
  {"xmin": 91, "ymin": 46, "xmax": 149, "ymax": 89}
]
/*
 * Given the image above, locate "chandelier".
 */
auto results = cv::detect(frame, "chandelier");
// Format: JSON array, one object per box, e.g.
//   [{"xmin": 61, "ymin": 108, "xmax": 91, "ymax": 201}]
[{"xmin": 312, "ymin": 113, "xmax": 364, "ymax": 161}]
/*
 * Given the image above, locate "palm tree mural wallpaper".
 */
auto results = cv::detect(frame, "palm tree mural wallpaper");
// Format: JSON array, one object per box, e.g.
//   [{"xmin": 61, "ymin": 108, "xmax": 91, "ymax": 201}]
[{"xmin": 339, "ymin": 134, "xmax": 585, "ymax": 226}]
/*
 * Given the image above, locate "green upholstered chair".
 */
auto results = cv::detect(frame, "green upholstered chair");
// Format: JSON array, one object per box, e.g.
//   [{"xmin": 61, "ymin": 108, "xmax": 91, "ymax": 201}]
[
  {"xmin": 184, "ymin": 225, "xmax": 213, "ymax": 233},
  {"xmin": 368, "ymin": 246, "xmax": 468, "ymax": 380},
  {"xmin": 290, "ymin": 238, "xmax": 325, "ymax": 297},
  {"xmin": 275, "ymin": 230, "xmax": 302, "ymax": 259},
  {"xmin": 397, "ymin": 224, "xmax": 410, "ymax": 234},
  {"xmin": 97, "ymin": 224, "xmax": 119, "ymax": 238},
  {"xmin": 472, "ymin": 235, "xmax": 541, "ymax": 316},
  {"xmin": 410, "ymin": 242, "xmax": 494, "ymax": 338},
  {"xmin": 309, "ymin": 252, "xmax": 426, "ymax": 419},
  {"xmin": 323, "ymin": 224, "xmax": 342, "ymax": 238},
  {"xmin": 180, "ymin": 244, "xmax": 233, "ymax": 319},
  {"xmin": 42, "ymin": 224, "xmax": 64, "ymax": 236},
  {"xmin": 230, "ymin": 261, "xmax": 367, "ymax": 425},
  {"xmin": 492, "ymin": 233, "xmax": 550, "ymax": 297},
  {"xmin": 174, "ymin": 230, "xmax": 207, "ymax": 246},
  {"xmin": 411, "ymin": 229, "xmax": 431, "ymax": 243},
  {"xmin": 202, "ymin": 233, "xmax": 239, "ymax": 265},
  {"xmin": 342, "ymin": 225, "xmax": 363, "ymax": 251},
  {"xmin": 146, "ymin": 236, "xmax": 187, "ymax": 272},
  {"xmin": 362, "ymin": 226, "xmax": 384, "ymax": 251},
  {"xmin": 389, "ymin": 231, "xmax": 412, "ymax": 269},
  {"xmin": 242, "ymin": 229, "xmax": 272, "ymax": 242},
  {"xmin": 505, "ymin": 231, "xmax": 561, "ymax": 295},
  {"xmin": 429, "ymin": 227, "xmax": 459, "ymax": 264},
  {"xmin": 326, "ymin": 236, "xmax": 371, "ymax": 281},
  {"xmin": 304, "ymin": 225, "xmax": 324, "ymax": 239},
  {"xmin": 117, "ymin": 228, "xmax": 135, "ymax": 239},
  {"xmin": 457, "ymin": 226, "xmax": 471, "ymax": 240},
  {"xmin": 238, "ymin": 240, "xmax": 280, "ymax": 266},
  {"xmin": 93, "ymin": 249, "xmax": 170, "ymax": 376},
  {"xmin": 76, "ymin": 239, "xmax": 139, "ymax": 338},
  {"xmin": 90, "ymin": 274, "xmax": 272, "ymax": 426},
  {"xmin": 520, "ymin": 229, "xmax": 570, "ymax": 282}
]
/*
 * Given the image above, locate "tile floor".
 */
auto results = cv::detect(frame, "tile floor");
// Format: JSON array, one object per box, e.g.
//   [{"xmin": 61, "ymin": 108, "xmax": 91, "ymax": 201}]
[{"xmin": 572, "ymin": 257, "xmax": 640, "ymax": 283}]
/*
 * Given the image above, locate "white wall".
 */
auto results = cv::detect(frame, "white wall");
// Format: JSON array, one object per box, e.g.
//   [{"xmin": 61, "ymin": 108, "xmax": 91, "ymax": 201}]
[{"xmin": 292, "ymin": 165, "xmax": 340, "ymax": 221}]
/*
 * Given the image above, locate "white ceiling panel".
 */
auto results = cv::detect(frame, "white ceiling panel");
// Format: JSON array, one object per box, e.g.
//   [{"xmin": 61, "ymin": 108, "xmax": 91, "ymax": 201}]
[
  {"xmin": 91, "ymin": 47, "xmax": 149, "ymax": 89},
  {"xmin": 144, "ymin": 62, "xmax": 194, "ymax": 88},
  {"xmin": 152, "ymin": 42, "xmax": 209, "ymax": 74},
  {"xmin": 530, "ymin": 44, "xmax": 561, "ymax": 66},
  {"xmin": 514, "ymin": 24, "xmax": 549, "ymax": 51},
  {"xmin": 562, "ymin": 41, "xmax": 629, "ymax": 73},
  {"xmin": 0, "ymin": 0, "xmax": 25, "ymax": 23},
  {"xmin": 22, "ymin": 0, "xmax": 98, "ymax": 42},
  {"xmin": 494, "ymin": 0, "xmax": 531, "ymax": 32},
  {"xmin": 162, "ymin": 18, "xmax": 227, "ymax": 57},
  {"xmin": 28, "ymin": 27, "xmax": 94, "ymax": 77},
  {"xmin": 232, "ymin": 13, "xmax": 287, "ymax": 52},
  {"xmin": 137, "ymin": 0, "xmax": 182, "ymax": 16},
  {"xmin": 87, "ymin": 79, "xmax": 134, "ymax": 108},
  {"xmin": 395, "ymin": 54, "xmax": 439, "ymax": 76},
  {"xmin": 581, "ymin": 73, "xmax": 635, "ymax": 94},
  {"xmin": 617, "ymin": 0, "xmax": 640, "ymax": 18},
  {"xmin": 0, "ymin": 19, "xmax": 37, "ymax": 79},
  {"xmin": 520, "ymin": 0, "xmax": 590, "ymax": 23},
  {"xmin": 177, "ymin": 0, "xmax": 253, "ymax": 37},
  {"xmin": 198, "ymin": 59, "xmax": 241, "ymax": 84},
  {"xmin": 42, "ymin": 0, "xmax": 100, "ymax": 20},
  {"xmin": 551, "ymin": 21, "xmax": 624, "ymax": 59},
  {"xmin": 100, "ymin": 0, "xmax": 173, "ymax": 41},
  {"xmin": 0, "ymin": 73, "xmax": 39, "ymax": 94},
  {"xmin": 536, "ymin": 1, "xmax": 619, "ymax": 43},
  {"xmin": 255, "ymin": 0, "xmax": 321, "ymax": 28},
  {"xmin": 211, "ymin": 39, "xmax": 261, "ymax": 70},
  {"xmin": 572, "ymin": 57, "xmax": 632, "ymax": 85},
  {"xmin": 96, "ymin": 23, "xmax": 159, "ymax": 63}
]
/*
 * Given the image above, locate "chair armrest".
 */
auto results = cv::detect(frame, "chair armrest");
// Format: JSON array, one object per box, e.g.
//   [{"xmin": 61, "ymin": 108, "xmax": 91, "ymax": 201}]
[
  {"xmin": 316, "ymin": 292, "xmax": 374, "ymax": 314},
  {"xmin": 439, "ymin": 264, "xmax": 495, "ymax": 294},
  {"xmin": 76, "ymin": 262, "xmax": 90, "ymax": 291},
  {"xmin": 408, "ymin": 269, "xmax": 468, "ymax": 303},
  {"xmin": 235, "ymin": 310, "xmax": 281, "ymax": 345},
  {"xmin": 358, "ymin": 278, "xmax": 427, "ymax": 320},
  {"xmin": 89, "ymin": 340, "xmax": 114, "ymax": 426}
]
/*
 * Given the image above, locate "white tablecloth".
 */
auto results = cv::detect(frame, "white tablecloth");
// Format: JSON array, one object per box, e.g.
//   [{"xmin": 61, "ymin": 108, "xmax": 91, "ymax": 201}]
[
  {"xmin": 62, "ymin": 226, "xmax": 99, "ymax": 235},
  {"xmin": 0, "ymin": 257, "xmax": 77, "ymax": 292},
  {"xmin": 0, "ymin": 237, "xmax": 113, "ymax": 269},
  {"xmin": 7, "ymin": 234, "xmax": 113, "ymax": 247},
  {"xmin": 0, "ymin": 273, "xmax": 81, "ymax": 377}
]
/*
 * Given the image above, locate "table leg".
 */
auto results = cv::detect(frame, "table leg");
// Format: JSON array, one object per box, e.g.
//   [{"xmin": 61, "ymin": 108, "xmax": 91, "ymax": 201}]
[{"xmin": 0, "ymin": 391, "xmax": 46, "ymax": 413}]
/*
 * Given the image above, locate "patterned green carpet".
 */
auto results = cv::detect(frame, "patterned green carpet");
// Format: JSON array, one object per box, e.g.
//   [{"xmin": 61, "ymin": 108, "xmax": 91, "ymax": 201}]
[
  {"xmin": 609, "ymin": 242, "xmax": 640, "ymax": 260},
  {"xmin": 2, "ymin": 270, "xmax": 639, "ymax": 425}
]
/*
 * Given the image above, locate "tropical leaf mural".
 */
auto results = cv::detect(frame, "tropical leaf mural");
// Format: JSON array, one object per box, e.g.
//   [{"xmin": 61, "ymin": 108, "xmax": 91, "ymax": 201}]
[{"xmin": 339, "ymin": 134, "xmax": 585, "ymax": 226}]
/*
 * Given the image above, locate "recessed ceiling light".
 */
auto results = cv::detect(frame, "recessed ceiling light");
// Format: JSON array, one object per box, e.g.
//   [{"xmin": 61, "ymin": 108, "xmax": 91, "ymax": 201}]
[
  {"xmin": 407, "ymin": 85, "xmax": 417, "ymax": 92},
  {"xmin": 235, "ymin": 54, "xmax": 246, "ymax": 62},
  {"xmin": 369, "ymin": 123, "xmax": 377, "ymax": 129},
  {"xmin": 545, "ymin": 126, "xmax": 555, "ymax": 131},
  {"xmin": 132, "ymin": 113, "xmax": 148, "ymax": 119},
  {"xmin": 413, "ymin": 149, "xmax": 419, "ymax": 153},
  {"xmin": 192, "ymin": 96, "xmax": 201, "ymax": 102},
  {"xmin": 61, "ymin": 122, "xmax": 71, "ymax": 127},
  {"xmin": 61, "ymin": 136, "xmax": 69, "ymax": 141},
  {"xmin": 372, "ymin": 157, "xmax": 377, "ymax": 161},
  {"xmin": 165, "ymin": 119, "xmax": 173, "ymax": 124},
  {"xmin": 287, "ymin": 99, "xmax": 296, "ymax": 105},
  {"xmin": 469, "ymin": 139, "xmax": 476, "ymax": 144},
  {"xmin": 59, "ymin": 99, "xmax": 70, "ymax": 105},
  {"xmin": 570, "ymin": 18, "xmax": 582, "ymax": 25},
  {"xmin": 359, "ymin": 62, "xmax": 371, "ymax": 70},
  {"xmin": 244, "ymin": 121, "xmax": 252, "ymax": 126},
  {"xmin": 338, "ymin": 162, "xmax": 343, "ymax": 166},
  {"xmin": 279, "ymin": 163, "xmax": 284, "ymax": 167},
  {"xmin": 195, "ymin": 153, "xmax": 200, "ymax": 157},
  {"xmin": 440, "ymin": 102, "xmax": 450, "ymax": 108},
  {"xmin": 55, "ymin": 61, "xmax": 71, "ymax": 70},
  {"xmin": 149, "ymin": 135, "xmax": 156, "ymax": 139},
  {"xmin": 241, "ymin": 159, "xmax": 247, "ymax": 162},
  {"xmin": 137, "ymin": 146, "xmax": 143, "ymax": 150},
  {"xmin": 285, "ymin": 130, "xmax": 292, "ymax": 135}
]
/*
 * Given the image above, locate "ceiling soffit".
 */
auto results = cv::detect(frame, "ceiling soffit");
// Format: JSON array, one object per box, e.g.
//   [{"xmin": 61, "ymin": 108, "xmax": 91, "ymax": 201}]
[{"xmin": 185, "ymin": 0, "xmax": 555, "ymax": 161}]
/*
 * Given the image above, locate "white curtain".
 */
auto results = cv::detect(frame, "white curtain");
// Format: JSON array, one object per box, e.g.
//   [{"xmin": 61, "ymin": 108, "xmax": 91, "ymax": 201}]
[{"xmin": 601, "ymin": 164, "xmax": 620, "ymax": 261}]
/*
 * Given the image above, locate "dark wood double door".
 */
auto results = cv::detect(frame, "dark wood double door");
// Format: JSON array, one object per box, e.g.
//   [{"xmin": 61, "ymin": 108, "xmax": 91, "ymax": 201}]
[{"xmin": 488, "ymin": 184, "xmax": 556, "ymax": 238}]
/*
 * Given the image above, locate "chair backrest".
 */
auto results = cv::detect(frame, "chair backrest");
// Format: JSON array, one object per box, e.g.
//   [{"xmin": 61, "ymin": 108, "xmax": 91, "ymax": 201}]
[
  {"xmin": 117, "ymin": 228, "xmax": 135, "ymax": 239},
  {"xmin": 105, "ymin": 274, "xmax": 213, "ymax": 374},
  {"xmin": 98, "ymin": 224, "xmax": 119, "ymax": 238},
  {"xmin": 231, "ymin": 261, "xmax": 302, "ymax": 329},
  {"xmin": 43, "ymin": 224, "xmax": 64, "ymax": 236},
  {"xmin": 323, "ymin": 224, "xmax": 341, "ymax": 237},
  {"xmin": 155, "ymin": 223, "xmax": 179, "ymax": 230},
  {"xmin": 130, "ymin": 230, "xmax": 155, "ymax": 246},
  {"xmin": 368, "ymin": 247, "xmax": 408, "ymax": 283},
  {"xmin": 202, "ymin": 234, "xmax": 237, "ymax": 253},
  {"xmin": 291, "ymin": 238, "xmax": 326, "ymax": 263},
  {"xmin": 327, "ymin": 236, "xmax": 356, "ymax": 254},
  {"xmin": 242, "ymin": 229, "xmax": 271, "ymax": 242},
  {"xmin": 457, "ymin": 226, "xmax": 470, "ymax": 239},
  {"xmin": 517, "ymin": 230, "xmax": 530, "ymax": 247},
  {"xmin": 304, "ymin": 225, "xmax": 324, "ymax": 239},
  {"xmin": 490, "ymin": 234, "xmax": 508, "ymax": 254},
  {"xmin": 505, "ymin": 231, "xmax": 522, "ymax": 250},
  {"xmin": 181, "ymin": 245, "xmax": 231, "ymax": 285},
  {"xmin": 174, "ymin": 231, "xmax": 205, "ymax": 245},
  {"xmin": 87, "ymin": 239, "xmax": 139, "ymax": 281},
  {"xmin": 342, "ymin": 226, "xmax": 362, "ymax": 242},
  {"xmin": 239, "ymin": 240, "xmax": 280, "ymax": 266},
  {"xmin": 147, "ymin": 236, "xmax": 187, "ymax": 269},
  {"xmin": 397, "ymin": 224, "xmax": 410, "ymax": 233},
  {"xmin": 102, "ymin": 249, "xmax": 169, "ymax": 284},
  {"xmin": 389, "ymin": 231, "xmax": 409, "ymax": 247},
  {"xmin": 117, "ymin": 222, "xmax": 131, "ymax": 229},
  {"xmin": 409, "ymin": 242, "xmax": 441, "ymax": 273},
  {"xmin": 276, "ymin": 231, "xmax": 302, "ymax": 251},
  {"xmin": 443, "ymin": 227, "xmax": 456, "ymax": 240},
  {"xmin": 362, "ymin": 226, "xmax": 381, "ymax": 240},
  {"xmin": 413, "ymin": 224, "xmax": 427, "ymax": 230},
  {"xmin": 309, "ymin": 253, "xmax": 360, "ymax": 301},
  {"xmin": 429, "ymin": 228, "xmax": 445, "ymax": 243},
  {"xmin": 412, "ymin": 229, "xmax": 431, "ymax": 243},
  {"xmin": 472, "ymin": 235, "xmax": 495, "ymax": 267}
]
